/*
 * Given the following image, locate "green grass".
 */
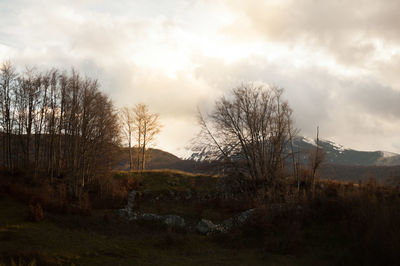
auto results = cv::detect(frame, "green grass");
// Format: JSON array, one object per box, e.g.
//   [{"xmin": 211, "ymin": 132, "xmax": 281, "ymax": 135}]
[{"xmin": 113, "ymin": 170, "xmax": 242, "ymax": 222}]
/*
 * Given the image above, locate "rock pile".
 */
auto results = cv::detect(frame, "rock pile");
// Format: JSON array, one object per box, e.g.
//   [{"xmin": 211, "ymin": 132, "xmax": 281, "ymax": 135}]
[
  {"xmin": 118, "ymin": 190, "xmax": 298, "ymax": 235},
  {"xmin": 118, "ymin": 190, "xmax": 137, "ymax": 220},
  {"xmin": 195, "ymin": 208, "xmax": 255, "ymax": 235},
  {"xmin": 118, "ymin": 190, "xmax": 186, "ymax": 229}
]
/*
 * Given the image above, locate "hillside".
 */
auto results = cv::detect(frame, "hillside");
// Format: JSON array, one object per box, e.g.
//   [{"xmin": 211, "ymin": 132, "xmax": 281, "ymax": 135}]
[
  {"xmin": 293, "ymin": 137, "xmax": 400, "ymax": 166},
  {"xmin": 114, "ymin": 148, "xmax": 219, "ymax": 174},
  {"xmin": 189, "ymin": 136, "xmax": 400, "ymax": 167},
  {"xmin": 116, "ymin": 138, "xmax": 400, "ymax": 183},
  {"xmin": 0, "ymin": 172, "xmax": 284, "ymax": 265},
  {"xmin": 114, "ymin": 148, "xmax": 182, "ymax": 170},
  {"xmin": 320, "ymin": 164, "xmax": 400, "ymax": 184},
  {"xmin": 1, "ymin": 169, "xmax": 399, "ymax": 265}
]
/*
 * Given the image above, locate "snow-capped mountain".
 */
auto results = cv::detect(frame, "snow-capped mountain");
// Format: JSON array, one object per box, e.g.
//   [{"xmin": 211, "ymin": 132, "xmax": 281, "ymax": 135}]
[
  {"xmin": 293, "ymin": 136, "xmax": 400, "ymax": 166},
  {"xmin": 189, "ymin": 136, "xmax": 400, "ymax": 166}
]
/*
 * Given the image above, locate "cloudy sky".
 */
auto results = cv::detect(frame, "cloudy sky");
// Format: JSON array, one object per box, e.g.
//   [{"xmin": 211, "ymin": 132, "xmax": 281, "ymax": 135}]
[{"xmin": 1, "ymin": 0, "xmax": 400, "ymax": 157}]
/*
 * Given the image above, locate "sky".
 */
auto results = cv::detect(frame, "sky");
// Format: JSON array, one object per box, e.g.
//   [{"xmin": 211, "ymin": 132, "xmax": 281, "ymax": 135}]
[{"xmin": 1, "ymin": 0, "xmax": 400, "ymax": 158}]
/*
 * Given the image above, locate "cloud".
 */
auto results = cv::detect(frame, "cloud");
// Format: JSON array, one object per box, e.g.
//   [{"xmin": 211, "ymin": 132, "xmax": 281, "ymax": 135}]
[
  {"xmin": 1, "ymin": 0, "xmax": 400, "ymax": 156},
  {"xmin": 193, "ymin": 53, "xmax": 400, "ymax": 151},
  {"xmin": 221, "ymin": 0, "xmax": 400, "ymax": 68},
  {"xmin": 0, "ymin": 0, "xmax": 220, "ymax": 156}
]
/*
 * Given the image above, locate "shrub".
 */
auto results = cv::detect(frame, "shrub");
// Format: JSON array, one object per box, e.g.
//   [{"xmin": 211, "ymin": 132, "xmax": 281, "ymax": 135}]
[
  {"xmin": 247, "ymin": 205, "xmax": 305, "ymax": 253},
  {"xmin": 89, "ymin": 174, "xmax": 128, "ymax": 209},
  {"xmin": 28, "ymin": 200, "xmax": 44, "ymax": 222},
  {"xmin": 77, "ymin": 191, "xmax": 91, "ymax": 214}
]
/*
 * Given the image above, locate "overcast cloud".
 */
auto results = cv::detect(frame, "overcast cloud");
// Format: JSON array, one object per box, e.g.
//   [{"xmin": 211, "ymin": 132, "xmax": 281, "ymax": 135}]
[{"xmin": 1, "ymin": 0, "xmax": 400, "ymax": 157}]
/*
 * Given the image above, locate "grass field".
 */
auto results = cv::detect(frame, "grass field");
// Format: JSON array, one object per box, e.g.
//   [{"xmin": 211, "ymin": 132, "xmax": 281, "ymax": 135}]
[
  {"xmin": 1, "ymin": 170, "xmax": 399, "ymax": 265},
  {"xmin": 0, "ymin": 195, "xmax": 303, "ymax": 265}
]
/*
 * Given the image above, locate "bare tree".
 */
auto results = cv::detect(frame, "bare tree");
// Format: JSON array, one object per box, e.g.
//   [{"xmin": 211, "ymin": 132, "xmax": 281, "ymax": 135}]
[
  {"xmin": 47, "ymin": 69, "xmax": 58, "ymax": 181},
  {"xmin": 287, "ymin": 113, "xmax": 300, "ymax": 192},
  {"xmin": 0, "ymin": 61, "xmax": 17, "ymax": 170},
  {"xmin": 196, "ymin": 83, "xmax": 295, "ymax": 190},
  {"xmin": 119, "ymin": 107, "xmax": 135, "ymax": 171},
  {"xmin": 310, "ymin": 126, "xmax": 325, "ymax": 194},
  {"xmin": 0, "ymin": 61, "xmax": 121, "ymax": 197},
  {"xmin": 133, "ymin": 103, "xmax": 161, "ymax": 170}
]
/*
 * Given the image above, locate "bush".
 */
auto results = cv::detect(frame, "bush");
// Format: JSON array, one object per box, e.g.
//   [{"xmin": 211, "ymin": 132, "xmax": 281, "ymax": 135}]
[
  {"xmin": 246, "ymin": 205, "xmax": 305, "ymax": 253},
  {"xmin": 28, "ymin": 200, "xmax": 44, "ymax": 222},
  {"xmin": 305, "ymin": 180, "xmax": 400, "ymax": 265},
  {"xmin": 89, "ymin": 174, "xmax": 128, "ymax": 209},
  {"xmin": 77, "ymin": 191, "xmax": 92, "ymax": 214},
  {"xmin": 213, "ymin": 177, "xmax": 400, "ymax": 264}
]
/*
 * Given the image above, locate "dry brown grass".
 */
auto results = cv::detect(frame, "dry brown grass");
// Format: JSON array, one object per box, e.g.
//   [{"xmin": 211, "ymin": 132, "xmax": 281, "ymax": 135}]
[{"xmin": 229, "ymin": 175, "xmax": 400, "ymax": 265}]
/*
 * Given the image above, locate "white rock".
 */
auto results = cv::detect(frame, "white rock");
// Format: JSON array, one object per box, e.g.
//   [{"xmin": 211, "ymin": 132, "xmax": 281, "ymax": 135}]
[
  {"xmin": 164, "ymin": 215, "xmax": 186, "ymax": 228},
  {"xmin": 196, "ymin": 219, "xmax": 217, "ymax": 234}
]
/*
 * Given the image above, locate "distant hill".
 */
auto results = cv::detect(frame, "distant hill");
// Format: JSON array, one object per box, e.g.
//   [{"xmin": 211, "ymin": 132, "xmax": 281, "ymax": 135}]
[
  {"xmin": 114, "ymin": 138, "xmax": 400, "ymax": 184},
  {"xmin": 293, "ymin": 136, "xmax": 400, "ymax": 167},
  {"xmin": 114, "ymin": 147, "xmax": 220, "ymax": 174},
  {"xmin": 189, "ymin": 136, "xmax": 400, "ymax": 167},
  {"xmin": 291, "ymin": 137, "xmax": 400, "ymax": 183},
  {"xmin": 114, "ymin": 148, "xmax": 181, "ymax": 170},
  {"xmin": 320, "ymin": 164, "xmax": 400, "ymax": 184},
  {"xmin": 376, "ymin": 154, "xmax": 400, "ymax": 166}
]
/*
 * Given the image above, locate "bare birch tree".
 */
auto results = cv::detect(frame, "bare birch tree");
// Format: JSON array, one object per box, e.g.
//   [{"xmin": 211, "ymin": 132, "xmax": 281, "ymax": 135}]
[
  {"xmin": 133, "ymin": 103, "xmax": 161, "ymax": 170},
  {"xmin": 119, "ymin": 107, "xmax": 135, "ymax": 171},
  {"xmin": 0, "ymin": 61, "xmax": 120, "ymax": 197},
  {"xmin": 197, "ymin": 83, "xmax": 295, "ymax": 189},
  {"xmin": 0, "ymin": 61, "xmax": 17, "ymax": 170}
]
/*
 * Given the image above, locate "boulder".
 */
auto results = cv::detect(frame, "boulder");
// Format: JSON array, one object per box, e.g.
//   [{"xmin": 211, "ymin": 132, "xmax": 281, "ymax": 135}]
[
  {"xmin": 220, "ymin": 217, "xmax": 233, "ymax": 231},
  {"xmin": 118, "ymin": 190, "xmax": 138, "ymax": 220},
  {"xmin": 235, "ymin": 208, "xmax": 255, "ymax": 225},
  {"xmin": 164, "ymin": 215, "xmax": 186, "ymax": 228},
  {"xmin": 196, "ymin": 219, "xmax": 217, "ymax": 235},
  {"xmin": 121, "ymin": 211, "xmax": 186, "ymax": 230},
  {"xmin": 119, "ymin": 190, "xmax": 264, "ymax": 235},
  {"xmin": 140, "ymin": 213, "xmax": 164, "ymax": 222},
  {"xmin": 196, "ymin": 208, "xmax": 256, "ymax": 235}
]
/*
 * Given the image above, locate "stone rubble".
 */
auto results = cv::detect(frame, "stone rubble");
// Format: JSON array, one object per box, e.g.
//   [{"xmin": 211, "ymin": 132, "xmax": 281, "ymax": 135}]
[
  {"xmin": 195, "ymin": 208, "xmax": 256, "ymax": 235},
  {"xmin": 118, "ymin": 190, "xmax": 137, "ymax": 220},
  {"xmin": 118, "ymin": 190, "xmax": 296, "ymax": 235},
  {"xmin": 118, "ymin": 190, "xmax": 186, "ymax": 229}
]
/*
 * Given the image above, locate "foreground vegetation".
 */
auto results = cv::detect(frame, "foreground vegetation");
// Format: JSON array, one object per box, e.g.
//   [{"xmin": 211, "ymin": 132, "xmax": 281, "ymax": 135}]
[
  {"xmin": 0, "ymin": 195, "xmax": 276, "ymax": 265},
  {"xmin": 0, "ymin": 169, "xmax": 399, "ymax": 265}
]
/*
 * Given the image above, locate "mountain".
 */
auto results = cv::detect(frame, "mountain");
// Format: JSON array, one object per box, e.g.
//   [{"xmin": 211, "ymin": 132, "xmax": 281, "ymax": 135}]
[
  {"xmin": 376, "ymin": 153, "xmax": 400, "ymax": 166},
  {"xmin": 188, "ymin": 136, "xmax": 400, "ymax": 167},
  {"xmin": 319, "ymin": 164, "xmax": 400, "ymax": 184},
  {"xmin": 114, "ymin": 148, "xmax": 182, "ymax": 170},
  {"xmin": 293, "ymin": 136, "xmax": 400, "ymax": 166},
  {"xmin": 114, "ymin": 147, "xmax": 224, "ymax": 173},
  {"xmin": 114, "ymin": 138, "xmax": 400, "ymax": 184}
]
